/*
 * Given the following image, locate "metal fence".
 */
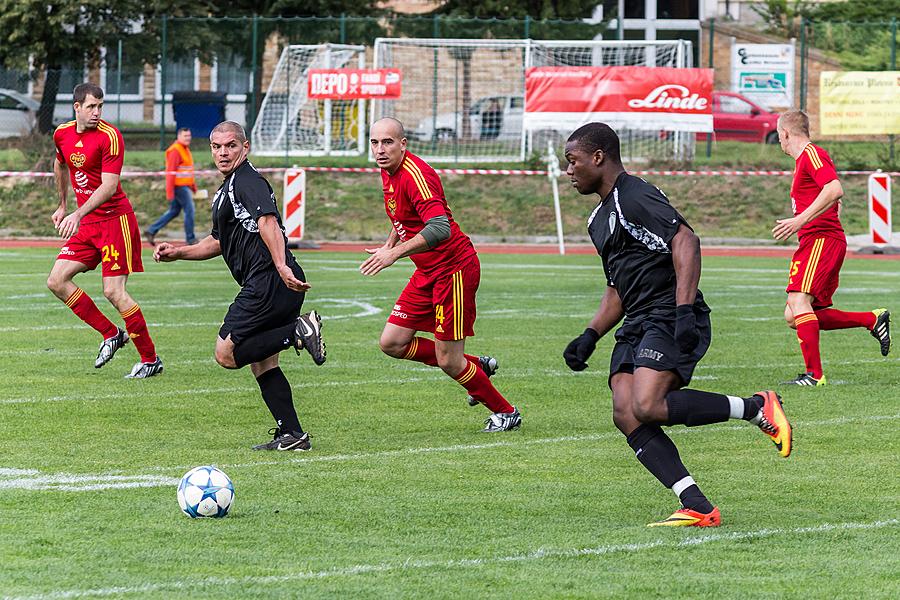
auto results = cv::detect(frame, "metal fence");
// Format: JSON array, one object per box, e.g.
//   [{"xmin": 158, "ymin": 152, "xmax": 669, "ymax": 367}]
[{"xmin": 1, "ymin": 16, "xmax": 897, "ymax": 159}]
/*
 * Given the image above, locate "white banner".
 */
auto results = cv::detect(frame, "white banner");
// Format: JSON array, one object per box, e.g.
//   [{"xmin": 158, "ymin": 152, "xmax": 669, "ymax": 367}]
[{"xmin": 731, "ymin": 42, "xmax": 795, "ymax": 109}]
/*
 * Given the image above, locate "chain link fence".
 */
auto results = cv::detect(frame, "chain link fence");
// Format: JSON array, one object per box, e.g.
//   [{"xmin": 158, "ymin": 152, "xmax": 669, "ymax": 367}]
[{"xmin": 1, "ymin": 15, "xmax": 897, "ymax": 162}]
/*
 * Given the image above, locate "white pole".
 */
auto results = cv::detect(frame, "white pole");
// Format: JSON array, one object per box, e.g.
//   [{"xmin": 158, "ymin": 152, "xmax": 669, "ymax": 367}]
[
  {"xmin": 324, "ymin": 45, "xmax": 333, "ymax": 155},
  {"xmin": 547, "ymin": 140, "xmax": 565, "ymax": 255}
]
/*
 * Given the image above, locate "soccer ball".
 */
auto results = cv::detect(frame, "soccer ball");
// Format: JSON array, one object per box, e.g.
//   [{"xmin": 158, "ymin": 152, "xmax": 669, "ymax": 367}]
[{"xmin": 177, "ymin": 466, "xmax": 234, "ymax": 518}]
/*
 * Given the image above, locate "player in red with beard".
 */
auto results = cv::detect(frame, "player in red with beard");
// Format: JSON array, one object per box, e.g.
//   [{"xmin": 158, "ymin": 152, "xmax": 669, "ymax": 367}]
[
  {"xmin": 360, "ymin": 117, "xmax": 521, "ymax": 432},
  {"xmin": 47, "ymin": 83, "xmax": 162, "ymax": 378}
]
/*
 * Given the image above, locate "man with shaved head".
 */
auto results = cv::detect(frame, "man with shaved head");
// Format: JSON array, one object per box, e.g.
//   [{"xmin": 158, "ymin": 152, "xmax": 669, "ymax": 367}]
[
  {"xmin": 154, "ymin": 120, "xmax": 326, "ymax": 451},
  {"xmin": 774, "ymin": 110, "xmax": 891, "ymax": 386},
  {"xmin": 360, "ymin": 117, "xmax": 522, "ymax": 432},
  {"xmin": 562, "ymin": 122, "xmax": 792, "ymax": 527}
]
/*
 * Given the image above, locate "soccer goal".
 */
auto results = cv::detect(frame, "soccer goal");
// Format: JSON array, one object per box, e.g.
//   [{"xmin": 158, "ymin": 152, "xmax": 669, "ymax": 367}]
[
  {"xmin": 371, "ymin": 38, "xmax": 529, "ymax": 163},
  {"xmin": 525, "ymin": 39, "xmax": 697, "ymax": 162},
  {"xmin": 252, "ymin": 44, "xmax": 366, "ymax": 156},
  {"xmin": 371, "ymin": 38, "xmax": 696, "ymax": 163}
]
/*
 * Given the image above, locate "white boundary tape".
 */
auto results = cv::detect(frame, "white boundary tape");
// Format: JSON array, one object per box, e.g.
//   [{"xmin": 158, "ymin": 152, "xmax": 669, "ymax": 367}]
[{"xmin": 2, "ymin": 168, "xmax": 899, "ymax": 178}]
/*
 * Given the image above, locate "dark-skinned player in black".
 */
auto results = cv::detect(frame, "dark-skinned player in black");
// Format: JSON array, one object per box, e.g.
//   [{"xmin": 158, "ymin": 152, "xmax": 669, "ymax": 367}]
[{"xmin": 562, "ymin": 122, "xmax": 792, "ymax": 527}]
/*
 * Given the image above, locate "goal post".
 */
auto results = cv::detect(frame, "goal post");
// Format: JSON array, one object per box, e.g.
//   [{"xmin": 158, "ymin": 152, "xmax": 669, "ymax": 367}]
[
  {"xmin": 371, "ymin": 38, "xmax": 529, "ymax": 163},
  {"xmin": 252, "ymin": 44, "xmax": 366, "ymax": 156}
]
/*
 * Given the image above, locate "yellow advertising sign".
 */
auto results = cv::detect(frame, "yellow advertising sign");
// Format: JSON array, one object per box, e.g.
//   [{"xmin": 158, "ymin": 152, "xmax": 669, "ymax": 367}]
[{"xmin": 820, "ymin": 71, "xmax": 900, "ymax": 135}]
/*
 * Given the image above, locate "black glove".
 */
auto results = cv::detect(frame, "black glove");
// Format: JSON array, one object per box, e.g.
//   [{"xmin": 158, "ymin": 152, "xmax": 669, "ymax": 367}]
[
  {"xmin": 564, "ymin": 328, "xmax": 601, "ymax": 371},
  {"xmin": 674, "ymin": 304, "xmax": 700, "ymax": 355}
]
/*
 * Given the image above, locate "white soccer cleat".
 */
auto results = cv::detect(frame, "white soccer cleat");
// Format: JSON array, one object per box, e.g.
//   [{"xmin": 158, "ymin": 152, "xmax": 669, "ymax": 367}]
[
  {"xmin": 481, "ymin": 407, "xmax": 522, "ymax": 433},
  {"xmin": 95, "ymin": 327, "xmax": 129, "ymax": 368},
  {"xmin": 125, "ymin": 356, "xmax": 164, "ymax": 379}
]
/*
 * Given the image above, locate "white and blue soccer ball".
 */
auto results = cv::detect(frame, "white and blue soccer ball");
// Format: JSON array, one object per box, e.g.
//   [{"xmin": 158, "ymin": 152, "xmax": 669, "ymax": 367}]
[{"xmin": 177, "ymin": 466, "xmax": 234, "ymax": 518}]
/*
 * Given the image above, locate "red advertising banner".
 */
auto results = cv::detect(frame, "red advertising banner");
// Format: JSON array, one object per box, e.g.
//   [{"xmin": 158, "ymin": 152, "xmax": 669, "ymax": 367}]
[
  {"xmin": 307, "ymin": 69, "xmax": 402, "ymax": 100},
  {"xmin": 524, "ymin": 66, "xmax": 714, "ymax": 132}
]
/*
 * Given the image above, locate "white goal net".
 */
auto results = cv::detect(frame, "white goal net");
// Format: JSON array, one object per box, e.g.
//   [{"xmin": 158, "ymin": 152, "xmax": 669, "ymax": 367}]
[
  {"xmin": 371, "ymin": 38, "xmax": 529, "ymax": 163},
  {"xmin": 252, "ymin": 44, "xmax": 366, "ymax": 156},
  {"xmin": 371, "ymin": 38, "xmax": 695, "ymax": 163},
  {"xmin": 526, "ymin": 40, "xmax": 696, "ymax": 162}
]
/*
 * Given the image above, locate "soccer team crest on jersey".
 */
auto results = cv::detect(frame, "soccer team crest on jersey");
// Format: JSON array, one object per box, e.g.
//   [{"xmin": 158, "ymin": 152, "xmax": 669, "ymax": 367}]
[
  {"xmin": 388, "ymin": 197, "xmax": 397, "ymax": 215},
  {"xmin": 70, "ymin": 152, "xmax": 86, "ymax": 168}
]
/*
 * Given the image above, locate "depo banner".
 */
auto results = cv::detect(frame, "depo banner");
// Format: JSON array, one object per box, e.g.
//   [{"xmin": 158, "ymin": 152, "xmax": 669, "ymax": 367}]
[{"xmin": 820, "ymin": 71, "xmax": 900, "ymax": 135}]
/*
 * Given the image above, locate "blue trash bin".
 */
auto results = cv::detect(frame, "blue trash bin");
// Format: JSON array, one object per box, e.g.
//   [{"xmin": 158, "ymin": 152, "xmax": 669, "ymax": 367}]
[{"xmin": 171, "ymin": 91, "xmax": 227, "ymax": 138}]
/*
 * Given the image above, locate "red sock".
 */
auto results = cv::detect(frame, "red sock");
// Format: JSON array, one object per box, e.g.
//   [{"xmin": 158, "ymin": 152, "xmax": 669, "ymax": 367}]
[
  {"xmin": 453, "ymin": 361, "xmax": 514, "ymax": 414},
  {"xmin": 401, "ymin": 337, "xmax": 478, "ymax": 367},
  {"xmin": 120, "ymin": 304, "xmax": 157, "ymax": 363},
  {"xmin": 795, "ymin": 312, "xmax": 823, "ymax": 379},
  {"xmin": 814, "ymin": 308, "xmax": 876, "ymax": 331},
  {"xmin": 65, "ymin": 288, "xmax": 118, "ymax": 339}
]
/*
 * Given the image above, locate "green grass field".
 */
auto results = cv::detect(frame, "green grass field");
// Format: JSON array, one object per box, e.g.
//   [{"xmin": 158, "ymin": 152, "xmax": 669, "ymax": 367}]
[{"xmin": 1, "ymin": 247, "xmax": 898, "ymax": 599}]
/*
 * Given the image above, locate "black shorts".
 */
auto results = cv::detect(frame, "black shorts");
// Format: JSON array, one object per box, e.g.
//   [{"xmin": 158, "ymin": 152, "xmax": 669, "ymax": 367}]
[
  {"xmin": 608, "ymin": 308, "xmax": 711, "ymax": 388},
  {"xmin": 219, "ymin": 264, "xmax": 306, "ymax": 344}
]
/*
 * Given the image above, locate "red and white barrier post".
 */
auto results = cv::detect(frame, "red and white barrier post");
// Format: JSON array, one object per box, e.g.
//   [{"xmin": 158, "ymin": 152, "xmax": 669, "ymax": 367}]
[
  {"xmin": 283, "ymin": 168, "xmax": 306, "ymax": 242},
  {"xmin": 868, "ymin": 171, "xmax": 892, "ymax": 246}
]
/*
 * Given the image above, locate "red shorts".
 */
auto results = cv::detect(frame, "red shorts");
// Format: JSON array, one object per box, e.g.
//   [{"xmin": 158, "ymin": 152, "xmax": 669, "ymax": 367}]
[
  {"xmin": 786, "ymin": 234, "xmax": 846, "ymax": 308},
  {"xmin": 388, "ymin": 257, "xmax": 480, "ymax": 341},
  {"xmin": 57, "ymin": 213, "xmax": 144, "ymax": 277}
]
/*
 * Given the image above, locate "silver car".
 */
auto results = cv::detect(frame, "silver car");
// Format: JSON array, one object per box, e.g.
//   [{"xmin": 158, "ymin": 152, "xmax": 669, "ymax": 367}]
[
  {"xmin": 414, "ymin": 95, "xmax": 524, "ymax": 142},
  {"xmin": 0, "ymin": 88, "xmax": 39, "ymax": 138}
]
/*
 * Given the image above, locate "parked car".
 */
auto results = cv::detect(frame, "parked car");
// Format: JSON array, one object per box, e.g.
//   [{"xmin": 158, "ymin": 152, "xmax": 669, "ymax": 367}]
[
  {"xmin": 0, "ymin": 89, "xmax": 39, "ymax": 138},
  {"xmin": 700, "ymin": 91, "xmax": 781, "ymax": 144},
  {"xmin": 413, "ymin": 94, "xmax": 523, "ymax": 142}
]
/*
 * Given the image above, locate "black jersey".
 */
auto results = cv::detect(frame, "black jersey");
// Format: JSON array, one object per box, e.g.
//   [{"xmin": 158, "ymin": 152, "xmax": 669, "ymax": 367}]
[
  {"xmin": 587, "ymin": 172, "xmax": 708, "ymax": 318},
  {"xmin": 211, "ymin": 160, "xmax": 298, "ymax": 286}
]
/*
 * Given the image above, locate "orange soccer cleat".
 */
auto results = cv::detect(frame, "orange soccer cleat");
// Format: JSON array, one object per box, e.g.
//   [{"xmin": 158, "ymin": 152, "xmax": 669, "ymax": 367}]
[
  {"xmin": 755, "ymin": 390, "xmax": 792, "ymax": 458},
  {"xmin": 648, "ymin": 506, "xmax": 721, "ymax": 528}
]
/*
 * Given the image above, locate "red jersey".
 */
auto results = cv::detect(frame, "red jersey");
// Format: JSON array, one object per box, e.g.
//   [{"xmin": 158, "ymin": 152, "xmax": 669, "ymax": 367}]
[
  {"xmin": 381, "ymin": 151, "xmax": 476, "ymax": 274},
  {"xmin": 54, "ymin": 119, "xmax": 132, "ymax": 224},
  {"xmin": 791, "ymin": 142, "xmax": 843, "ymax": 240}
]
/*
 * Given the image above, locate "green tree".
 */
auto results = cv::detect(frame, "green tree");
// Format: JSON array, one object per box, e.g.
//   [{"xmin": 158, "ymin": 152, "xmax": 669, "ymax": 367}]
[
  {"xmin": 437, "ymin": 0, "xmax": 598, "ymax": 19},
  {"xmin": 0, "ymin": 0, "xmax": 218, "ymax": 133}
]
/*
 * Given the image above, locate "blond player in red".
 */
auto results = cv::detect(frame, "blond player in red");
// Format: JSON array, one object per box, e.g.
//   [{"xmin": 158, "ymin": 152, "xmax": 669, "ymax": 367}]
[
  {"xmin": 47, "ymin": 83, "xmax": 162, "ymax": 378},
  {"xmin": 774, "ymin": 110, "xmax": 890, "ymax": 386},
  {"xmin": 361, "ymin": 118, "xmax": 521, "ymax": 432}
]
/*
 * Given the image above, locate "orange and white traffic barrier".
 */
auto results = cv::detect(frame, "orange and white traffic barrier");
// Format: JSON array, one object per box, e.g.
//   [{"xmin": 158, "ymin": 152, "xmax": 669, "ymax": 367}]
[
  {"xmin": 283, "ymin": 168, "xmax": 306, "ymax": 241},
  {"xmin": 868, "ymin": 171, "xmax": 892, "ymax": 246}
]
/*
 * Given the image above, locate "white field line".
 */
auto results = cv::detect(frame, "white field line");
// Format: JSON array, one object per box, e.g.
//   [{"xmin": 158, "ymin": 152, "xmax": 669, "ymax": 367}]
[
  {"xmin": 2, "ymin": 354, "xmax": 897, "ymax": 405},
  {"xmin": 4, "ymin": 519, "xmax": 897, "ymax": 600},
  {"xmin": 3, "ymin": 413, "xmax": 898, "ymax": 493}
]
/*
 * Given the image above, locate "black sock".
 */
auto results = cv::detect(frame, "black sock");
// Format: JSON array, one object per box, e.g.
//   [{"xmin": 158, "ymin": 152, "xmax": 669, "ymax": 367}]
[
  {"xmin": 626, "ymin": 424, "xmax": 713, "ymax": 513},
  {"xmin": 255, "ymin": 367, "xmax": 302, "ymax": 435},
  {"xmin": 665, "ymin": 389, "xmax": 731, "ymax": 427},
  {"xmin": 233, "ymin": 323, "xmax": 296, "ymax": 368}
]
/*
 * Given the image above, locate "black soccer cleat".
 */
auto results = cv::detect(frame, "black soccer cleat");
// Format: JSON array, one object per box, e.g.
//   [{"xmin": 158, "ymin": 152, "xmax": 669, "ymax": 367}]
[
  {"xmin": 781, "ymin": 372, "xmax": 825, "ymax": 387},
  {"xmin": 95, "ymin": 327, "xmax": 129, "ymax": 368},
  {"xmin": 252, "ymin": 428, "xmax": 311, "ymax": 451},
  {"xmin": 466, "ymin": 355, "xmax": 499, "ymax": 407},
  {"xmin": 294, "ymin": 310, "xmax": 326, "ymax": 365},
  {"xmin": 871, "ymin": 308, "xmax": 891, "ymax": 356}
]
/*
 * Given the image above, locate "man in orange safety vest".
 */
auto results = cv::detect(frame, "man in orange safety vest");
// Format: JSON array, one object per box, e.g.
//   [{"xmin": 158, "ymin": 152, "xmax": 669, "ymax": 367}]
[{"xmin": 145, "ymin": 127, "xmax": 198, "ymax": 245}]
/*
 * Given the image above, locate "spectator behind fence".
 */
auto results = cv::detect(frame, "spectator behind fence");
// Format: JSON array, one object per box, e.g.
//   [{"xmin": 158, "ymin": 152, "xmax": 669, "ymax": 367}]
[{"xmin": 145, "ymin": 127, "xmax": 198, "ymax": 245}]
